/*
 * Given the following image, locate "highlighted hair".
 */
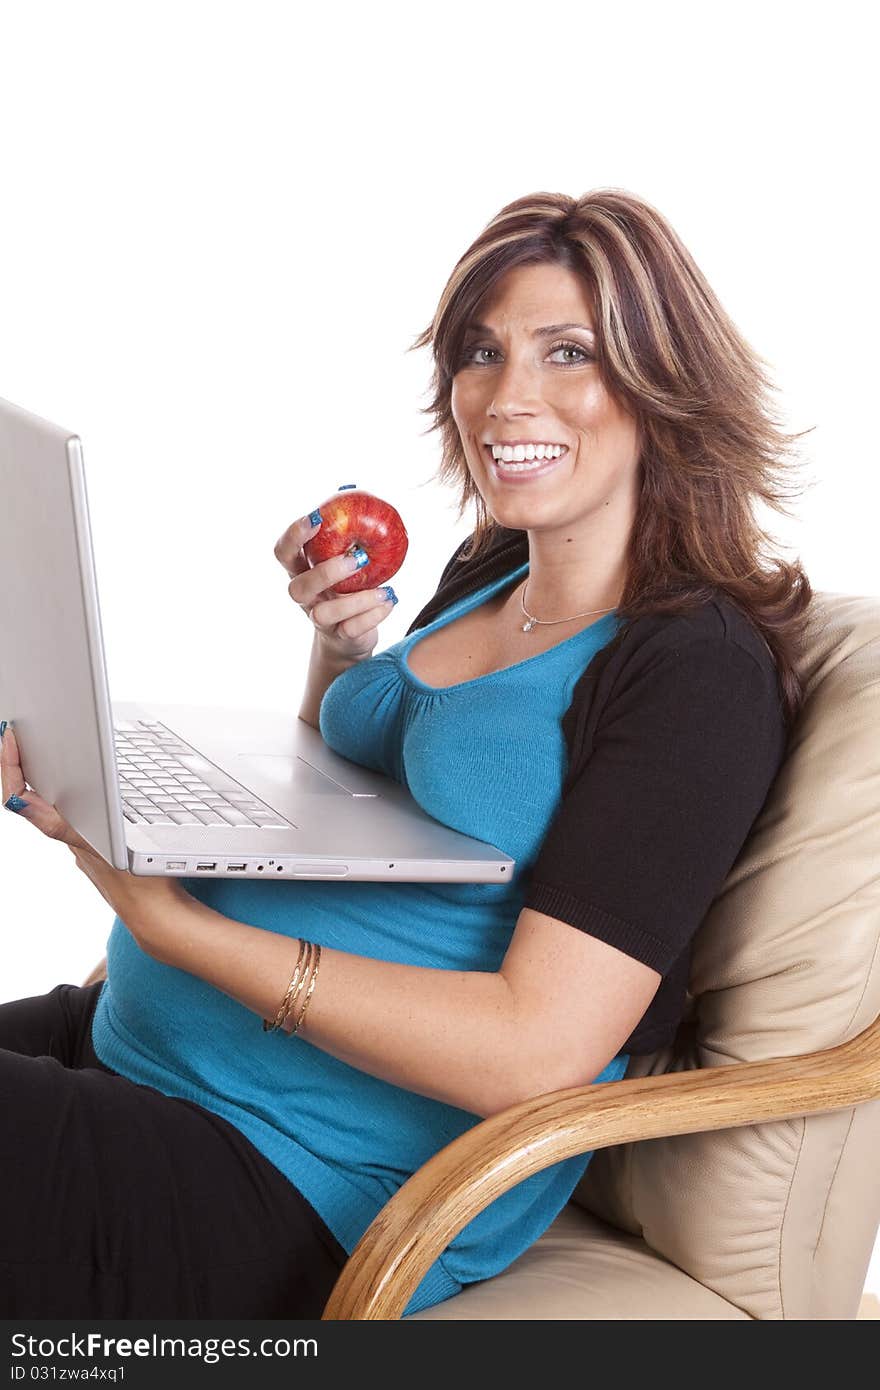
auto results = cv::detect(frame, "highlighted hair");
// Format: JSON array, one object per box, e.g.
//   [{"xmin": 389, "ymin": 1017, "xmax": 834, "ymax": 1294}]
[{"xmin": 409, "ymin": 188, "xmax": 816, "ymax": 730}]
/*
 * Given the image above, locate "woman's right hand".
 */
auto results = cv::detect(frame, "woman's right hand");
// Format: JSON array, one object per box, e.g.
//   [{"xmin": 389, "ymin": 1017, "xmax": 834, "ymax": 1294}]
[{"xmin": 274, "ymin": 513, "xmax": 398, "ymax": 663}]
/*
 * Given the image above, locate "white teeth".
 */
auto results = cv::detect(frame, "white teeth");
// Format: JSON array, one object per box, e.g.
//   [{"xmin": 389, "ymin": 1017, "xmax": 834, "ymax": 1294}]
[
  {"xmin": 490, "ymin": 443, "xmax": 566, "ymax": 463},
  {"xmin": 495, "ymin": 455, "xmax": 562, "ymax": 473}
]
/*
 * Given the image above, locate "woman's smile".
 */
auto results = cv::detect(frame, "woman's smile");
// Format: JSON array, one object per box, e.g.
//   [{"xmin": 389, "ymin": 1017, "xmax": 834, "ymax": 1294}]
[{"xmin": 482, "ymin": 441, "xmax": 571, "ymax": 483}]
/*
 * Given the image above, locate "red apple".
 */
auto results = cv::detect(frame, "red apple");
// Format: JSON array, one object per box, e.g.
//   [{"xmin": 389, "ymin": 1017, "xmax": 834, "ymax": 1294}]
[{"xmin": 303, "ymin": 484, "xmax": 409, "ymax": 594}]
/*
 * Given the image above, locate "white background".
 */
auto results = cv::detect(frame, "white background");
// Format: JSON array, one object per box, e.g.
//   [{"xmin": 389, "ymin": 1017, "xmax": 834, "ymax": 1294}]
[{"xmin": 1, "ymin": 0, "xmax": 878, "ymax": 1296}]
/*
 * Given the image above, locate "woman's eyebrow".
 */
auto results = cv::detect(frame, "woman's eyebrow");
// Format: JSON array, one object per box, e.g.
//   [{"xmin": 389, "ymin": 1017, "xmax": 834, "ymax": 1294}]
[{"xmin": 467, "ymin": 321, "xmax": 596, "ymax": 339}]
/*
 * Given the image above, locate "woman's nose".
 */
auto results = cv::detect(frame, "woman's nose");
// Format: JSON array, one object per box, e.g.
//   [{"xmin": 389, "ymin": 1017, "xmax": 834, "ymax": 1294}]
[{"xmin": 486, "ymin": 355, "xmax": 544, "ymax": 413}]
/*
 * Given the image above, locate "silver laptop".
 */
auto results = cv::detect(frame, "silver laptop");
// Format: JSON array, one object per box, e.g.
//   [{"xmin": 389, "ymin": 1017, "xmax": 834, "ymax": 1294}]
[{"xmin": 0, "ymin": 395, "xmax": 515, "ymax": 884}]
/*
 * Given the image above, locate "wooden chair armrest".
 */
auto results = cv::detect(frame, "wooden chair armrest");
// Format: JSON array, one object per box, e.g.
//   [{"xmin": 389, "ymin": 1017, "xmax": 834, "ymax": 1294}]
[{"xmin": 322, "ymin": 1013, "xmax": 880, "ymax": 1319}]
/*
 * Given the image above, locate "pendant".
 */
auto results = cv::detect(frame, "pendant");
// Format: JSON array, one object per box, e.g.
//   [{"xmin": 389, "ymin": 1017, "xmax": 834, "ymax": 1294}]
[{"xmin": 522, "ymin": 618, "xmax": 536, "ymax": 633}]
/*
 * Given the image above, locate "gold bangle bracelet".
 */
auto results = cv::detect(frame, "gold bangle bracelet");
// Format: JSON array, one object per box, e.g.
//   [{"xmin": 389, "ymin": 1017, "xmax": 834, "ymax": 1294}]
[
  {"xmin": 285, "ymin": 942, "xmax": 321, "ymax": 1037},
  {"xmin": 278, "ymin": 939, "xmax": 314, "ymax": 1032},
  {"xmin": 263, "ymin": 938, "xmax": 307, "ymax": 1032}
]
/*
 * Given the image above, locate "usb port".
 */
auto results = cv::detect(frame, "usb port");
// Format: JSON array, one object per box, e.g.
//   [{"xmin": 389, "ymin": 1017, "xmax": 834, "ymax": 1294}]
[
  {"xmin": 196, "ymin": 862, "xmax": 217, "ymax": 871},
  {"xmin": 227, "ymin": 863, "xmax": 247, "ymax": 872}
]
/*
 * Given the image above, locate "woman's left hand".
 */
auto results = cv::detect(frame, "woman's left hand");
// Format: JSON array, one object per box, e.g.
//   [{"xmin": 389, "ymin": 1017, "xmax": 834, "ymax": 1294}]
[{"xmin": 1, "ymin": 720, "xmax": 190, "ymax": 919}]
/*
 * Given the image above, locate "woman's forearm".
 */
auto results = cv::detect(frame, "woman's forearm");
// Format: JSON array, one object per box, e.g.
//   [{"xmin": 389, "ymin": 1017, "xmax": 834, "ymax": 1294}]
[
  {"xmin": 128, "ymin": 893, "xmax": 522, "ymax": 1118},
  {"xmin": 297, "ymin": 635, "xmax": 365, "ymax": 729}
]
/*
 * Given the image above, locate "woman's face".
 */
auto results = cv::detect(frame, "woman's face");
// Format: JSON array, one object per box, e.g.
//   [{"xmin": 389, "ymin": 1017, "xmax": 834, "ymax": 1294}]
[{"xmin": 450, "ymin": 261, "xmax": 642, "ymax": 538}]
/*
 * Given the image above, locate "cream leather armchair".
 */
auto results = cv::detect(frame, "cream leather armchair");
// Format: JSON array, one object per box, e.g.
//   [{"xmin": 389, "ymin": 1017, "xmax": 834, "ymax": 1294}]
[
  {"xmin": 323, "ymin": 592, "xmax": 880, "ymax": 1320},
  {"xmin": 84, "ymin": 592, "xmax": 880, "ymax": 1319}
]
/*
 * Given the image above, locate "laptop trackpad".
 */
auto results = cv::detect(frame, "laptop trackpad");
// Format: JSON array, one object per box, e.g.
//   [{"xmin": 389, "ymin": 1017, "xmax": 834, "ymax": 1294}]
[{"xmin": 236, "ymin": 754, "xmax": 352, "ymax": 795}]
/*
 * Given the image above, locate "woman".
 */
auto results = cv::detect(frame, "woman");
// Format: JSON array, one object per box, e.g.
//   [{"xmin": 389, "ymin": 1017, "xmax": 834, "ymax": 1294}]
[{"xmin": 0, "ymin": 188, "xmax": 813, "ymax": 1318}]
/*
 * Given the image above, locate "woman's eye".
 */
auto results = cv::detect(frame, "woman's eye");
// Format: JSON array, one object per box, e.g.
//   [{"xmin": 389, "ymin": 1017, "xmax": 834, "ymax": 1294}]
[
  {"xmin": 548, "ymin": 341, "xmax": 592, "ymax": 365},
  {"xmin": 461, "ymin": 341, "xmax": 592, "ymax": 367},
  {"xmin": 463, "ymin": 345, "xmax": 500, "ymax": 365}
]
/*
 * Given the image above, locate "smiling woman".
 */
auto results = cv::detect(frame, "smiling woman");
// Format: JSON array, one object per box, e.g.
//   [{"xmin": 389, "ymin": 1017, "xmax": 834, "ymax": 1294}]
[
  {"xmin": 408, "ymin": 188, "xmax": 815, "ymax": 730},
  {"xmin": 450, "ymin": 261, "xmax": 641, "ymax": 632},
  {"xmin": 0, "ymin": 187, "xmax": 801, "ymax": 1321}
]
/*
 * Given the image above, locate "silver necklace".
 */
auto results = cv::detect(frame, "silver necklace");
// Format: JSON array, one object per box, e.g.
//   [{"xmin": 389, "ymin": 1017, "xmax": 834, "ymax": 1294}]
[{"xmin": 519, "ymin": 578, "xmax": 618, "ymax": 634}]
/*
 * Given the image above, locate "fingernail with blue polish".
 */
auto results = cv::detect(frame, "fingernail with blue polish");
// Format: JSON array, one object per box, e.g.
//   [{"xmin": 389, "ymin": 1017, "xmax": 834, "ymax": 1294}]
[
  {"xmin": 350, "ymin": 547, "xmax": 369, "ymax": 569},
  {"xmin": 4, "ymin": 793, "xmax": 28, "ymax": 812},
  {"xmin": 307, "ymin": 509, "xmax": 322, "ymax": 528},
  {"xmin": 381, "ymin": 586, "xmax": 398, "ymax": 605},
  {"xmin": 0, "ymin": 721, "xmax": 7, "ymax": 739}
]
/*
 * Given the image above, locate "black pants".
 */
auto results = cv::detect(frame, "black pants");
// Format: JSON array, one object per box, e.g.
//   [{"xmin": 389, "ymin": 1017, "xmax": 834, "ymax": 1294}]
[{"xmin": 0, "ymin": 981, "xmax": 348, "ymax": 1318}]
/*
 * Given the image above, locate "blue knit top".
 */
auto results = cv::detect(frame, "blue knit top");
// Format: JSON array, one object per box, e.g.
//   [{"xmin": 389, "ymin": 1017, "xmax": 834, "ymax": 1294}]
[{"xmin": 91, "ymin": 559, "xmax": 629, "ymax": 1315}]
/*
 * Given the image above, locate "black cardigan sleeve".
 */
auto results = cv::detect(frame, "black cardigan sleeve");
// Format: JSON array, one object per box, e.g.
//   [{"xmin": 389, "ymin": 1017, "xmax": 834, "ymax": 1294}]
[{"xmin": 523, "ymin": 632, "xmax": 787, "ymax": 976}]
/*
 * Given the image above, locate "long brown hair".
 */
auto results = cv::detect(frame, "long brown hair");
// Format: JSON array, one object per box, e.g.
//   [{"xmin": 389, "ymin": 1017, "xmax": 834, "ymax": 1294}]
[{"xmin": 407, "ymin": 188, "xmax": 816, "ymax": 731}]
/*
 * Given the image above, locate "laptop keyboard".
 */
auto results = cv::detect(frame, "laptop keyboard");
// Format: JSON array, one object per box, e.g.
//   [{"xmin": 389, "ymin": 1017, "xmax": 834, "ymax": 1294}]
[{"xmin": 114, "ymin": 719, "xmax": 291, "ymax": 829}]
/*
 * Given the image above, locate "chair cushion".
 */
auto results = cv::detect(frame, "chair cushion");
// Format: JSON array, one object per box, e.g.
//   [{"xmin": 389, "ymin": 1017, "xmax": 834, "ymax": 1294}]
[
  {"xmin": 407, "ymin": 1204, "xmax": 749, "ymax": 1319},
  {"xmin": 574, "ymin": 592, "xmax": 880, "ymax": 1319}
]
